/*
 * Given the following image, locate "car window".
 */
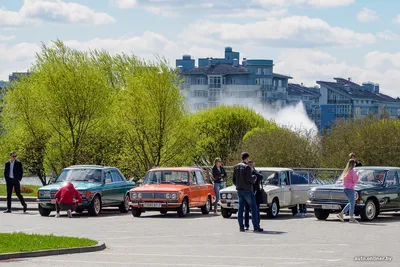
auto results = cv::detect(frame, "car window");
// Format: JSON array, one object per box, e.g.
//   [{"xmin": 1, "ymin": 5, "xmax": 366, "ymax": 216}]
[
  {"xmin": 190, "ymin": 171, "xmax": 197, "ymax": 185},
  {"xmin": 291, "ymin": 173, "xmax": 308, "ymax": 185},
  {"xmin": 105, "ymin": 171, "xmax": 112, "ymax": 181},
  {"xmin": 280, "ymin": 172, "xmax": 289, "ymax": 185},
  {"xmin": 195, "ymin": 171, "xmax": 205, "ymax": 185},
  {"xmin": 111, "ymin": 170, "xmax": 122, "ymax": 182},
  {"xmin": 385, "ymin": 171, "xmax": 398, "ymax": 186}
]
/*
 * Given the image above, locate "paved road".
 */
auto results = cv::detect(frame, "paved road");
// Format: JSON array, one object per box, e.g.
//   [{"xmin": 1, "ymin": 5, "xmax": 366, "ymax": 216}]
[{"xmin": 0, "ymin": 208, "xmax": 399, "ymax": 267}]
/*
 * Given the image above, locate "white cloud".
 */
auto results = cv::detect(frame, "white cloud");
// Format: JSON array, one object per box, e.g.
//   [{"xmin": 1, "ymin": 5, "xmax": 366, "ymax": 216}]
[
  {"xmin": 394, "ymin": 14, "xmax": 400, "ymax": 24},
  {"xmin": 114, "ymin": 0, "xmax": 138, "ymax": 8},
  {"xmin": 181, "ymin": 16, "xmax": 376, "ymax": 48},
  {"xmin": 0, "ymin": 0, "xmax": 115, "ymax": 26},
  {"xmin": 377, "ymin": 30, "xmax": 400, "ymax": 41},
  {"xmin": 209, "ymin": 8, "xmax": 288, "ymax": 19},
  {"xmin": 255, "ymin": 0, "xmax": 355, "ymax": 8},
  {"xmin": 0, "ymin": 34, "xmax": 16, "ymax": 42},
  {"xmin": 275, "ymin": 49, "xmax": 400, "ymax": 98},
  {"xmin": 357, "ymin": 7, "xmax": 378, "ymax": 23}
]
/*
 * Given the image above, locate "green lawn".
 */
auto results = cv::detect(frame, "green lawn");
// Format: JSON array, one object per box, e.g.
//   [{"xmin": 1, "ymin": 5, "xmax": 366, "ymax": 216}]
[
  {"xmin": 0, "ymin": 184, "xmax": 41, "ymax": 197},
  {"xmin": 0, "ymin": 232, "xmax": 98, "ymax": 254}
]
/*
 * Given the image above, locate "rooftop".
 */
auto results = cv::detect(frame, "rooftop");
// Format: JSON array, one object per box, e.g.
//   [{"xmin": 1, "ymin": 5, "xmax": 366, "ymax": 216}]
[
  {"xmin": 183, "ymin": 64, "xmax": 249, "ymax": 75},
  {"xmin": 288, "ymin": 83, "xmax": 320, "ymax": 97}
]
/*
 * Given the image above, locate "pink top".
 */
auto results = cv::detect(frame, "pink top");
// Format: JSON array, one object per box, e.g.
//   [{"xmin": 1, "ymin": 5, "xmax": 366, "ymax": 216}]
[{"xmin": 343, "ymin": 169, "xmax": 359, "ymax": 189}]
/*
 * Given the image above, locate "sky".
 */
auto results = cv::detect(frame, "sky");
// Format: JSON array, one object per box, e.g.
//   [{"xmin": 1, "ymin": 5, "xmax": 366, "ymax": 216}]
[{"xmin": 1, "ymin": 0, "xmax": 400, "ymax": 97}]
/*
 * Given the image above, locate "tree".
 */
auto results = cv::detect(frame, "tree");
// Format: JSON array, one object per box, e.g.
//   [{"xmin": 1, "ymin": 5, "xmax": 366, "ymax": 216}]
[{"xmin": 188, "ymin": 106, "xmax": 274, "ymax": 166}]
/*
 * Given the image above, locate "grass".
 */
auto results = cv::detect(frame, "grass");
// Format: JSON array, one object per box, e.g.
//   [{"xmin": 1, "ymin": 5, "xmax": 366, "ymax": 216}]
[
  {"xmin": 0, "ymin": 232, "xmax": 98, "ymax": 254},
  {"xmin": 0, "ymin": 184, "xmax": 41, "ymax": 197}
]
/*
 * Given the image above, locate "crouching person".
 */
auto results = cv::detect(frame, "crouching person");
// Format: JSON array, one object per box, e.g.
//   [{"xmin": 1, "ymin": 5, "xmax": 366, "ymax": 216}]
[{"xmin": 54, "ymin": 182, "xmax": 82, "ymax": 218}]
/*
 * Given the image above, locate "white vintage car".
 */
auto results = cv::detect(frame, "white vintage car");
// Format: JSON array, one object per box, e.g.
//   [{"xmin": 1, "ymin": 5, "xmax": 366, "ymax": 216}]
[{"xmin": 219, "ymin": 167, "xmax": 314, "ymax": 218}]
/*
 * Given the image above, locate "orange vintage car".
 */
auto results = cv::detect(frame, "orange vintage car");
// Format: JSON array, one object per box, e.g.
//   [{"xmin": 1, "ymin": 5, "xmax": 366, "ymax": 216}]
[{"xmin": 129, "ymin": 167, "xmax": 215, "ymax": 217}]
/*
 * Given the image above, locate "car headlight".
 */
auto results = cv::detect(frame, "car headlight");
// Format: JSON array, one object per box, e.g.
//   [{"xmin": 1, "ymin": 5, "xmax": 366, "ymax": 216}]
[
  {"xmin": 131, "ymin": 193, "xmax": 137, "ymax": 200},
  {"xmin": 221, "ymin": 193, "xmax": 226, "ymax": 199},
  {"xmin": 227, "ymin": 193, "xmax": 232, "ymax": 199},
  {"xmin": 170, "ymin": 193, "xmax": 177, "ymax": 200},
  {"xmin": 354, "ymin": 191, "xmax": 359, "ymax": 200},
  {"xmin": 137, "ymin": 193, "xmax": 142, "ymax": 199},
  {"xmin": 38, "ymin": 190, "xmax": 50, "ymax": 198},
  {"xmin": 78, "ymin": 190, "xmax": 86, "ymax": 198},
  {"xmin": 307, "ymin": 190, "xmax": 314, "ymax": 199},
  {"xmin": 166, "ymin": 193, "xmax": 171, "ymax": 199}
]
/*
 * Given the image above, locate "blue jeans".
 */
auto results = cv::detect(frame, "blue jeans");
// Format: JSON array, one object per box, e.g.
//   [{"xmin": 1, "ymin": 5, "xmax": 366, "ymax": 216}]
[
  {"xmin": 244, "ymin": 200, "xmax": 260, "ymax": 228},
  {"xmin": 238, "ymin": 190, "xmax": 260, "ymax": 229},
  {"xmin": 213, "ymin": 183, "xmax": 222, "ymax": 212},
  {"xmin": 343, "ymin": 188, "xmax": 355, "ymax": 217}
]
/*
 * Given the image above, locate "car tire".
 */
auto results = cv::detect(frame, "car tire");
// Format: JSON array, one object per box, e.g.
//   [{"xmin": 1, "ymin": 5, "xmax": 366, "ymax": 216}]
[
  {"xmin": 177, "ymin": 198, "xmax": 188, "ymax": 217},
  {"xmin": 314, "ymin": 208, "xmax": 330, "ymax": 220},
  {"xmin": 201, "ymin": 197, "xmax": 211, "ymax": 215},
  {"xmin": 291, "ymin": 206, "xmax": 298, "ymax": 216},
  {"xmin": 360, "ymin": 199, "xmax": 377, "ymax": 221},
  {"xmin": 221, "ymin": 207, "xmax": 232, "ymax": 218},
  {"xmin": 267, "ymin": 198, "xmax": 280, "ymax": 218},
  {"xmin": 88, "ymin": 195, "xmax": 102, "ymax": 216},
  {"xmin": 118, "ymin": 194, "xmax": 130, "ymax": 213},
  {"xmin": 132, "ymin": 208, "xmax": 142, "ymax": 217},
  {"xmin": 160, "ymin": 210, "xmax": 168, "ymax": 215},
  {"xmin": 38, "ymin": 204, "xmax": 51, "ymax": 217}
]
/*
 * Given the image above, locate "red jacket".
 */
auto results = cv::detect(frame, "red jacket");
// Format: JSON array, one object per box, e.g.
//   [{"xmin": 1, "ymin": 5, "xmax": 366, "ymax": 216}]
[{"xmin": 54, "ymin": 182, "xmax": 82, "ymax": 205}]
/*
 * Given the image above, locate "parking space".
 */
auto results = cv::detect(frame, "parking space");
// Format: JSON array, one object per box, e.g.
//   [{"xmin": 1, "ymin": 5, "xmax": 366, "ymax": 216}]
[{"xmin": 0, "ymin": 208, "xmax": 399, "ymax": 267}]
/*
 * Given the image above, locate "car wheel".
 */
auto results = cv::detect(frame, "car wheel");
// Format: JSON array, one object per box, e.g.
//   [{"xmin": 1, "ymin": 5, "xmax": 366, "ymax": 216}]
[
  {"xmin": 221, "ymin": 207, "xmax": 232, "ymax": 218},
  {"xmin": 132, "ymin": 208, "xmax": 142, "ymax": 217},
  {"xmin": 314, "ymin": 208, "xmax": 330, "ymax": 220},
  {"xmin": 291, "ymin": 206, "xmax": 298, "ymax": 216},
  {"xmin": 118, "ymin": 194, "xmax": 130, "ymax": 213},
  {"xmin": 267, "ymin": 199, "xmax": 280, "ymax": 218},
  {"xmin": 88, "ymin": 195, "xmax": 102, "ymax": 216},
  {"xmin": 38, "ymin": 204, "xmax": 51, "ymax": 217},
  {"xmin": 177, "ymin": 198, "xmax": 188, "ymax": 217},
  {"xmin": 360, "ymin": 199, "xmax": 377, "ymax": 221},
  {"xmin": 160, "ymin": 210, "xmax": 168, "ymax": 215},
  {"xmin": 201, "ymin": 197, "xmax": 211, "ymax": 215}
]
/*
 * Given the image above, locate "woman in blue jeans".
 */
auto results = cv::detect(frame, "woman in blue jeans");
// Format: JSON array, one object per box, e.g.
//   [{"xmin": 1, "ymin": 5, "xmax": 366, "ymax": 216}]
[
  {"xmin": 212, "ymin": 158, "xmax": 227, "ymax": 214},
  {"xmin": 337, "ymin": 159, "xmax": 359, "ymax": 223}
]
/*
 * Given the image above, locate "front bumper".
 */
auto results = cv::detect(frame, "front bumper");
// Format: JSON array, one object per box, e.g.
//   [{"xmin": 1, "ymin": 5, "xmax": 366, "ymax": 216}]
[
  {"xmin": 220, "ymin": 200, "xmax": 269, "ymax": 211},
  {"xmin": 36, "ymin": 199, "xmax": 91, "ymax": 209},
  {"xmin": 307, "ymin": 200, "xmax": 365, "ymax": 212},
  {"xmin": 129, "ymin": 201, "xmax": 181, "ymax": 211}
]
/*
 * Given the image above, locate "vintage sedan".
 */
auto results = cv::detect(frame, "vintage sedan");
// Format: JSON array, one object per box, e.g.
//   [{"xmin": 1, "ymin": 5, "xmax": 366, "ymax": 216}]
[
  {"xmin": 129, "ymin": 167, "xmax": 214, "ymax": 217},
  {"xmin": 36, "ymin": 165, "xmax": 136, "ymax": 216},
  {"xmin": 307, "ymin": 166, "xmax": 400, "ymax": 221},
  {"xmin": 219, "ymin": 167, "xmax": 313, "ymax": 219}
]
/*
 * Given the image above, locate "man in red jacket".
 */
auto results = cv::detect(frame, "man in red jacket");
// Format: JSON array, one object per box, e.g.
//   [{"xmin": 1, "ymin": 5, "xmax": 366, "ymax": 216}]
[{"xmin": 54, "ymin": 182, "xmax": 82, "ymax": 218}]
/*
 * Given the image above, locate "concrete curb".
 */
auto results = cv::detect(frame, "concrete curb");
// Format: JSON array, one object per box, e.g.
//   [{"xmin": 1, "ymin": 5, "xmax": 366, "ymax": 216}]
[
  {"xmin": 0, "ymin": 242, "xmax": 106, "ymax": 260},
  {"xmin": 0, "ymin": 196, "xmax": 37, "ymax": 203}
]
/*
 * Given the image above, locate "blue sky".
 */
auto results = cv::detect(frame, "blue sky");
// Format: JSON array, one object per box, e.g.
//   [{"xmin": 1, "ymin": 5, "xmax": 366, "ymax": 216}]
[{"xmin": 1, "ymin": 0, "xmax": 400, "ymax": 97}]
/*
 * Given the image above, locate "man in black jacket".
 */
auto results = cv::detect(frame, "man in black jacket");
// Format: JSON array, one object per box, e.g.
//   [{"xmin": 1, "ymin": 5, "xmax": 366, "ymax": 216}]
[
  {"xmin": 233, "ymin": 152, "xmax": 263, "ymax": 232},
  {"xmin": 244, "ymin": 160, "xmax": 263, "ymax": 229},
  {"xmin": 3, "ymin": 152, "xmax": 27, "ymax": 213}
]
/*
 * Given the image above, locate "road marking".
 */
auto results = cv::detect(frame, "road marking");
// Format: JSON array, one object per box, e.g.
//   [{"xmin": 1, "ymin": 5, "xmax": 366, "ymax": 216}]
[
  {"xmin": 99, "ymin": 252, "xmax": 342, "ymax": 262},
  {"xmin": 110, "ymin": 244, "xmax": 348, "ymax": 248},
  {"xmin": 101, "ymin": 233, "xmax": 231, "ymax": 240},
  {"xmin": 30, "ymin": 259, "xmax": 256, "ymax": 267}
]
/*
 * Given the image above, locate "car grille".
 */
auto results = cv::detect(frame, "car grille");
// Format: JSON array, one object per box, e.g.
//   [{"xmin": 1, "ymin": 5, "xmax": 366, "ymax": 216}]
[
  {"xmin": 139, "ymin": 192, "xmax": 166, "ymax": 199},
  {"xmin": 314, "ymin": 190, "xmax": 348, "ymax": 201},
  {"xmin": 50, "ymin": 190, "xmax": 57, "ymax": 199}
]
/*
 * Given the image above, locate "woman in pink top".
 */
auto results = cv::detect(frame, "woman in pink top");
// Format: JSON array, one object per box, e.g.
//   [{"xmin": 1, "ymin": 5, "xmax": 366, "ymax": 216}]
[{"xmin": 337, "ymin": 159, "xmax": 359, "ymax": 223}]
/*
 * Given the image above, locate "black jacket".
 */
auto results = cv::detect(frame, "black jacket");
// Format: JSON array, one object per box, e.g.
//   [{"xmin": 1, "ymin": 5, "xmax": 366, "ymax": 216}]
[
  {"xmin": 212, "ymin": 165, "xmax": 227, "ymax": 183},
  {"xmin": 252, "ymin": 169, "xmax": 264, "ymax": 204},
  {"xmin": 4, "ymin": 160, "xmax": 23, "ymax": 181},
  {"xmin": 233, "ymin": 162, "xmax": 255, "ymax": 192},
  {"xmin": 355, "ymin": 161, "xmax": 362, "ymax": 167}
]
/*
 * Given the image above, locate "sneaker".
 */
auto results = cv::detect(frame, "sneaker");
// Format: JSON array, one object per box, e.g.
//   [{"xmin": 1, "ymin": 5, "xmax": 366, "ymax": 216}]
[
  {"xmin": 23, "ymin": 204, "xmax": 27, "ymax": 213},
  {"xmin": 301, "ymin": 213, "xmax": 306, "ymax": 217},
  {"xmin": 239, "ymin": 228, "xmax": 245, "ymax": 232},
  {"xmin": 254, "ymin": 228, "xmax": 264, "ymax": 233},
  {"xmin": 3, "ymin": 209, "xmax": 11, "ymax": 213},
  {"xmin": 245, "ymin": 227, "xmax": 249, "ymax": 231},
  {"xmin": 337, "ymin": 212, "xmax": 344, "ymax": 222},
  {"xmin": 55, "ymin": 213, "xmax": 60, "ymax": 218},
  {"xmin": 349, "ymin": 218, "xmax": 359, "ymax": 223},
  {"xmin": 67, "ymin": 210, "xmax": 72, "ymax": 218}
]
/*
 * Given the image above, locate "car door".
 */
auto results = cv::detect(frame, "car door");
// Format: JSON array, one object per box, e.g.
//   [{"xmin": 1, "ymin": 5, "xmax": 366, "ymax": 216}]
[
  {"xmin": 383, "ymin": 170, "xmax": 400, "ymax": 210},
  {"xmin": 102, "ymin": 170, "xmax": 114, "ymax": 205},
  {"xmin": 279, "ymin": 171, "xmax": 291, "ymax": 207},
  {"xmin": 188, "ymin": 171, "xmax": 200, "ymax": 207},
  {"xmin": 110, "ymin": 169, "xmax": 125, "ymax": 203},
  {"xmin": 195, "ymin": 170, "xmax": 208, "ymax": 205},
  {"xmin": 290, "ymin": 173, "xmax": 309, "ymax": 205}
]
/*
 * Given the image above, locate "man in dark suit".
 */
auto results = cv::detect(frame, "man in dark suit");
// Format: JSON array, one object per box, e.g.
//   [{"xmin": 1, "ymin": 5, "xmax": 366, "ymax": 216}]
[{"xmin": 3, "ymin": 152, "xmax": 27, "ymax": 213}]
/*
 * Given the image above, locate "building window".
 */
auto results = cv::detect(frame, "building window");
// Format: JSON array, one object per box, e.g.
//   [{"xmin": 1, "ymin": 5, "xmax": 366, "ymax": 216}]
[
  {"xmin": 263, "ymin": 68, "xmax": 271, "ymax": 75},
  {"xmin": 196, "ymin": 77, "xmax": 205, "ymax": 85},
  {"xmin": 230, "ymin": 79, "xmax": 236, "ymax": 84},
  {"xmin": 278, "ymin": 80, "xmax": 282, "ymax": 87},
  {"xmin": 208, "ymin": 76, "xmax": 221, "ymax": 88},
  {"xmin": 257, "ymin": 68, "xmax": 262, "ymax": 75},
  {"xmin": 193, "ymin": 90, "xmax": 207, "ymax": 97},
  {"xmin": 185, "ymin": 77, "xmax": 191, "ymax": 84}
]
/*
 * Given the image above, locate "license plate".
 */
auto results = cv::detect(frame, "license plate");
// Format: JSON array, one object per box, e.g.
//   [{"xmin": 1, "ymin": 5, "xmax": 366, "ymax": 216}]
[
  {"xmin": 142, "ymin": 203, "xmax": 162, "ymax": 208},
  {"xmin": 322, "ymin": 204, "xmax": 341, "ymax": 210},
  {"xmin": 51, "ymin": 199, "xmax": 56, "ymax": 204}
]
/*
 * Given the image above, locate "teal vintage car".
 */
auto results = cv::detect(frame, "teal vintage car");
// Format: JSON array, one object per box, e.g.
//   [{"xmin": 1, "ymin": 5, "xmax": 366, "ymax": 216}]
[{"xmin": 36, "ymin": 165, "xmax": 136, "ymax": 217}]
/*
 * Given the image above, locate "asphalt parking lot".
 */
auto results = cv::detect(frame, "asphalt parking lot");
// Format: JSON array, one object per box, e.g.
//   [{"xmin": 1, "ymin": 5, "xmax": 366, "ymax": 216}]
[{"xmin": 0, "ymin": 207, "xmax": 399, "ymax": 267}]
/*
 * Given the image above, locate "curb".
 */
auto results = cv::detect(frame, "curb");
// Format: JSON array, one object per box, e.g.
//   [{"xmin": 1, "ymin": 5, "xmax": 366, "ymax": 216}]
[{"xmin": 0, "ymin": 242, "xmax": 106, "ymax": 260}]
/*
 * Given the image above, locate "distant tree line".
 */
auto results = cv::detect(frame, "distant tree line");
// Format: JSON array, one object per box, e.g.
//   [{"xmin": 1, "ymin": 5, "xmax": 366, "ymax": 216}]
[{"xmin": 0, "ymin": 40, "xmax": 398, "ymax": 185}]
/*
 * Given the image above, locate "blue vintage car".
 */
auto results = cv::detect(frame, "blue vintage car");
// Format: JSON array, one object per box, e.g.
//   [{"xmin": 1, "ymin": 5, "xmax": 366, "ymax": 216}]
[{"xmin": 36, "ymin": 165, "xmax": 136, "ymax": 216}]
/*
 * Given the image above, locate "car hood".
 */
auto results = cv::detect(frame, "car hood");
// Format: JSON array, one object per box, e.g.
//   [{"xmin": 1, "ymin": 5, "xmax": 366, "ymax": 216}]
[
  {"xmin": 220, "ymin": 185, "xmax": 236, "ymax": 193},
  {"xmin": 131, "ymin": 184, "xmax": 188, "ymax": 192},
  {"xmin": 310, "ymin": 183, "xmax": 381, "ymax": 191},
  {"xmin": 38, "ymin": 181, "xmax": 102, "ymax": 191}
]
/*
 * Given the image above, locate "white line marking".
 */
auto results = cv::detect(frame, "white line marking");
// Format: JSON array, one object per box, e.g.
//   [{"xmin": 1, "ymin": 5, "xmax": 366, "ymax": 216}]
[
  {"xmin": 110, "ymin": 244, "xmax": 348, "ymax": 248},
  {"xmin": 99, "ymin": 252, "xmax": 342, "ymax": 262},
  {"xmin": 30, "ymin": 259, "xmax": 255, "ymax": 267}
]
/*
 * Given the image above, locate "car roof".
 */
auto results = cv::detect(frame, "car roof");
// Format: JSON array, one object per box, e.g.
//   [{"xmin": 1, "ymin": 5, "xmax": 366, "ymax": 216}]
[
  {"xmin": 64, "ymin": 165, "xmax": 115, "ymax": 170},
  {"xmin": 148, "ymin": 167, "xmax": 203, "ymax": 172},
  {"xmin": 256, "ymin": 167, "xmax": 293, "ymax": 172}
]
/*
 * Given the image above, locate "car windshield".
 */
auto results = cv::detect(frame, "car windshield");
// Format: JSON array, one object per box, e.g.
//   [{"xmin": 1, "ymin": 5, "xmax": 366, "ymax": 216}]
[
  {"xmin": 143, "ymin": 170, "xmax": 189, "ymax": 185},
  {"xmin": 260, "ymin": 171, "xmax": 280, "ymax": 185},
  {"xmin": 335, "ymin": 168, "xmax": 387, "ymax": 185},
  {"xmin": 56, "ymin": 168, "xmax": 103, "ymax": 183}
]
